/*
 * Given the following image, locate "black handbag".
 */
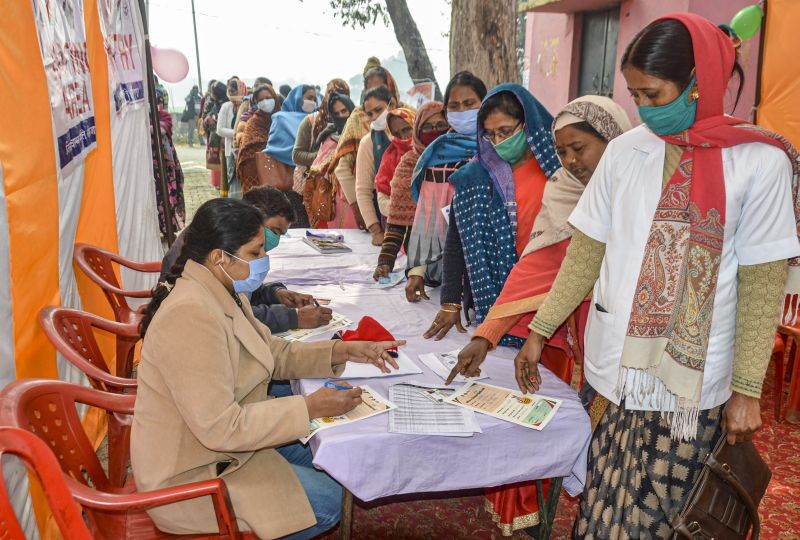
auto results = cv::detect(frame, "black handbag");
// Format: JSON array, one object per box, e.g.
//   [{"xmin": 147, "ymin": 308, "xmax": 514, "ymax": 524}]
[{"xmin": 672, "ymin": 434, "xmax": 771, "ymax": 539}]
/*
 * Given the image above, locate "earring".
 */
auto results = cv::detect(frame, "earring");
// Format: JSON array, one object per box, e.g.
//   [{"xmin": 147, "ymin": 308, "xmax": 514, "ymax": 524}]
[{"xmin": 689, "ymin": 85, "xmax": 699, "ymax": 102}]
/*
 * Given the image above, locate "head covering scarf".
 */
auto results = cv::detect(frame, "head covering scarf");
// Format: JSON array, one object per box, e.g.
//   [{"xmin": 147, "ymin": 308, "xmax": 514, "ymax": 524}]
[
  {"xmin": 330, "ymin": 66, "xmax": 403, "ymax": 176},
  {"xmin": 264, "ymin": 84, "xmax": 317, "ymax": 166},
  {"xmin": 226, "ymin": 76, "xmax": 246, "ymax": 102},
  {"xmin": 448, "ymin": 83, "xmax": 559, "ymax": 347},
  {"xmin": 375, "ymin": 107, "xmax": 417, "ymax": 196},
  {"xmin": 313, "ymin": 79, "xmax": 350, "ymax": 141},
  {"xmin": 522, "ymin": 95, "xmax": 631, "ymax": 256},
  {"xmin": 475, "ymin": 84, "xmax": 560, "ymax": 234},
  {"xmin": 236, "ymin": 85, "xmax": 280, "ymax": 192},
  {"xmin": 388, "ymin": 102, "xmax": 444, "ymax": 226},
  {"xmin": 485, "ymin": 95, "xmax": 632, "ymax": 331},
  {"xmin": 309, "ymin": 93, "xmax": 356, "ymax": 177},
  {"xmin": 617, "ymin": 13, "xmax": 800, "ymax": 441}
]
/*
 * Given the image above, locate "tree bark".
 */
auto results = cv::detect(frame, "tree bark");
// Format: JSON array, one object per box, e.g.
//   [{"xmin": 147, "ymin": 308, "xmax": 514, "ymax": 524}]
[
  {"xmin": 450, "ymin": 0, "xmax": 520, "ymax": 89},
  {"xmin": 384, "ymin": 0, "xmax": 443, "ymax": 100}
]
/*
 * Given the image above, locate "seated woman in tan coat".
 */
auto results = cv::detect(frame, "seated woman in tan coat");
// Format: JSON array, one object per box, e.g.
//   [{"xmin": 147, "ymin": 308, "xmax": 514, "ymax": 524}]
[{"xmin": 132, "ymin": 198, "xmax": 402, "ymax": 539}]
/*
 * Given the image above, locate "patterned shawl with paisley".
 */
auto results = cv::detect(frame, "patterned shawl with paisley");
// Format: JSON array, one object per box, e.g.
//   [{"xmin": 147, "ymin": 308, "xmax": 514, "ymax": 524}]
[
  {"xmin": 236, "ymin": 86, "xmax": 279, "ymax": 192},
  {"xmin": 617, "ymin": 13, "xmax": 800, "ymax": 441}
]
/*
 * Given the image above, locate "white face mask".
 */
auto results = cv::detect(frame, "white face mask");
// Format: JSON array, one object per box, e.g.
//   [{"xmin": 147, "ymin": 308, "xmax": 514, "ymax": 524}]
[
  {"xmin": 371, "ymin": 108, "xmax": 389, "ymax": 131},
  {"xmin": 257, "ymin": 98, "xmax": 275, "ymax": 113},
  {"xmin": 301, "ymin": 99, "xmax": 317, "ymax": 113}
]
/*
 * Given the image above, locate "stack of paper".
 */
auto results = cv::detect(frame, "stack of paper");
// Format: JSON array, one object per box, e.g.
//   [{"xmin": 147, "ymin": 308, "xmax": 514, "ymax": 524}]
[
  {"xmin": 339, "ymin": 351, "xmax": 423, "ymax": 379},
  {"xmin": 388, "ymin": 382, "xmax": 481, "ymax": 437},
  {"xmin": 417, "ymin": 350, "xmax": 489, "ymax": 383}
]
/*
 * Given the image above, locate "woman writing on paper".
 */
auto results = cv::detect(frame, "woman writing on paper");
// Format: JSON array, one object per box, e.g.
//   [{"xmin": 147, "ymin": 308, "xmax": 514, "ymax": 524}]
[
  {"xmin": 132, "ymin": 198, "xmax": 402, "ymax": 539},
  {"xmin": 514, "ymin": 15, "xmax": 800, "ymax": 537}
]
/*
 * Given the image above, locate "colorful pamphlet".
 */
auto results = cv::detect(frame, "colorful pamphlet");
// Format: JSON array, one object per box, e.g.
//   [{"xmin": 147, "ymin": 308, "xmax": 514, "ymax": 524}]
[
  {"xmin": 301, "ymin": 385, "xmax": 396, "ymax": 444},
  {"xmin": 446, "ymin": 381, "xmax": 561, "ymax": 431}
]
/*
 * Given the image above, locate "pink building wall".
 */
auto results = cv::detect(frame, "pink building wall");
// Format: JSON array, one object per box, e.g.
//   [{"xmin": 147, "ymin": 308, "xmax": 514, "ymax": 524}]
[
  {"xmin": 524, "ymin": 12, "xmax": 579, "ymax": 115},
  {"xmin": 525, "ymin": 0, "xmax": 762, "ymax": 123}
]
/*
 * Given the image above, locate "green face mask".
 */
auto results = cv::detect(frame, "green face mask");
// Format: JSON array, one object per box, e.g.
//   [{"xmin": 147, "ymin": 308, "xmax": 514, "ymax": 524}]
[
  {"xmin": 493, "ymin": 129, "xmax": 528, "ymax": 164},
  {"xmin": 264, "ymin": 228, "xmax": 281, "ymax": 251}
]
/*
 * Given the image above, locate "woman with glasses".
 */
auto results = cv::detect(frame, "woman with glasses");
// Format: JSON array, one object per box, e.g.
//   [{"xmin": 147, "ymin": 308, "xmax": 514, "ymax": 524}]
[
  {"xmin": 423, "ymin": 83, "xmax": 559, "ymax": 341},
  {"xmin": 443, "ymin": 96, "xmax": 632, "ymax": 536},
  {"xmin": 373, "ymin": 101, "xmax": 446, "ymax": 281},
  {"xmin": 404, "ymin": 71, "xmax": 487, "ymax": 303}
]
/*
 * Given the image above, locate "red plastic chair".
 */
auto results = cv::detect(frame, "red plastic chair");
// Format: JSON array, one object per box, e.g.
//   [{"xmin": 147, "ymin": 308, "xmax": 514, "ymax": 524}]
[
  {"xmin": 40, "ymin": 306, "xmax": 140, "ymax": 391},
  {"xmin": 0, "ymin": 426, "xmax": 93, "ymax": 539},
  {"xmin": 0, "ymin": 379, "xmax": 255, "ymax": 539},
  {"xmin": 39, "ymin": 306, "xmax": 139, "ymax": 487},
  {"xmin": 73, "ymin": 243, "xmax": 160, "ymax": 342}
]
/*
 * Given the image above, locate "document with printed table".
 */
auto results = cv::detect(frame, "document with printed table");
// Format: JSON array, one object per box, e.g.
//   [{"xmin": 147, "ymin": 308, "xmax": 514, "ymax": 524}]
[
  {"xmin": 272, "ymin": 313, "xmax": 352, "ymax": 342},
  {"xmin": 300, "ymin": 385, "xmax": 396, "ymax": 444},
  {"xmin": 388, "ymin": 382, "xmax": 481, "ymax": 437},
  {"xmin": 446, "ymin": 381, "xmax": 562, "ymax": 431}
]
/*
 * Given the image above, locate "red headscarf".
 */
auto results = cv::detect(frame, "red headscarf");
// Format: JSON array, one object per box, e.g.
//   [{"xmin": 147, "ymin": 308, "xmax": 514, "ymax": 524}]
[
  {"xmin": 375, "ymin": 107, "xmax": 416, "ymax": 196},
  {"xmin": 655, "ymin": 13, "xmax": 785, "ymax": 218}
]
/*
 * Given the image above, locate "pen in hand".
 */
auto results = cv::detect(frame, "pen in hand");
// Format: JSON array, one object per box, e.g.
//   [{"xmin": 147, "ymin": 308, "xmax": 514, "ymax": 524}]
[{"xmin": 324, "ymin": 380, "xmax": 353, "ymax": 391}]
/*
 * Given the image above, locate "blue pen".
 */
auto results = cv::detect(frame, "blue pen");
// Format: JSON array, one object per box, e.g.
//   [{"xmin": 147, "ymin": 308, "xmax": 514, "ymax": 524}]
[{"xmin": 324, "ymin": 380, "xmax": 351, "ymax": 391}]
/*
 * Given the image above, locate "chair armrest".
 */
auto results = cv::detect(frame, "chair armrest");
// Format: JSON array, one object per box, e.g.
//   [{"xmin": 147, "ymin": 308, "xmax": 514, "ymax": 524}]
[
  {"xmin": 68, "ymin": 477, "xmax": 240, "ymax": 537},
  {"xmin": 119, "ymin": 260, "xmax": 162, "ymax": 273}
]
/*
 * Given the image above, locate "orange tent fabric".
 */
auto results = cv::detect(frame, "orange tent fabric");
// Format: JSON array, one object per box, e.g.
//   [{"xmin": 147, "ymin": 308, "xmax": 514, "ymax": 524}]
[{"xmin": 757, "ymin": 0, "xmax": 800, "ymax": 148}]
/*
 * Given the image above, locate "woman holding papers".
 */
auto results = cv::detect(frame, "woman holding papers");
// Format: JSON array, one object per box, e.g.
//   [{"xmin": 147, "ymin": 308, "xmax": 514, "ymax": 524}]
[
  {"xmin": 132, "ymin": 198, "xmax": 402, "ymax": 539},
  {"xmin": 516, "ymin": 14, "xmax": 800, "ymax": 537}
]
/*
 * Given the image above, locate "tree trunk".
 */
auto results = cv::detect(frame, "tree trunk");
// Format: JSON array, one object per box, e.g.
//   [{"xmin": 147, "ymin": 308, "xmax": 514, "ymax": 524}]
[
  {"xmin": 384, "ymin": 0, "xmax": 443, "ymax": 100},
  {"xmin": 450, "ymin": 0, "xmax": 520, "ymax": 89}
]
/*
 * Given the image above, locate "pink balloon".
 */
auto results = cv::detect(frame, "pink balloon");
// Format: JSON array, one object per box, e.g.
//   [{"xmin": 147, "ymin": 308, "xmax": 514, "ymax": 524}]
[{"xmin": 150, "ymin": 46, "xmax": 189, "ymax": 83}]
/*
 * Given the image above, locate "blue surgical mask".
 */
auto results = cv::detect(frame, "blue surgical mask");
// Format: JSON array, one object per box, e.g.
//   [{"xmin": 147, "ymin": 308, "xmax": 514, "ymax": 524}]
[
  {"xmin": 637, "ymin": 76, "xmax": 697, "ymax": 136},
  {"xmin": 264, "ymin": 228, "xmax": 281, "ymax": 251},
  {"xmin": 220, "ymin": 252, "xmax": 270, "ymax": 294},
  {"xmin": 447, "ymin": 109, "xmax": 479, "ymax": 136}
]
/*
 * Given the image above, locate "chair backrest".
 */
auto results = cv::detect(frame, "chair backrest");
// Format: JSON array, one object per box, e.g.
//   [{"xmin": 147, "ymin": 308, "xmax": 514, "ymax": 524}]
[
  {"xmin": 0, "ymin": 426, "xmax": 92, "ymax": 539},
  {"xmin": 39, "ymin": 306, "xmax": 140, "ymax": 391},
  {"xmin": 73, "ymin": 243, "xmax": 159, "ymax": 324},
  {"xmin": 0, "ymin": 380, "xmax": 135, "ymax": 495}
]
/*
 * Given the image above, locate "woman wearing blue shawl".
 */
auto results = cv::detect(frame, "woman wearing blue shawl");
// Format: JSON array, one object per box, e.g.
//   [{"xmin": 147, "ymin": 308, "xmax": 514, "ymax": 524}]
[
  {"xmin": 424, "ymin": 84, "xmax": 560, "ymax": 344},
  {"xmin": 403, "ymin": 72, "xmax": 487, "ymax": 301},
  {"xmin": 262, "ymin": 84, "xmax": 319, "ymax": 227}
]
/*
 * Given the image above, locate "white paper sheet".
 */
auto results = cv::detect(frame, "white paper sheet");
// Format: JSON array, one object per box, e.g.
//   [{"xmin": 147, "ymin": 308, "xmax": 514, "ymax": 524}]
[
  {"xmin": 272, "ymin": 313, "xmax": 352, "ymax": 342},
  {"xmin": 446, "ymin": 381, "xmax": 562, "ymax": 431},
  {"xmin": 300, "ymin": 385, "xmax": 395, "ymax": 444},
  {"xmin": 417, "ymin": 350, "xmax": 489, "ymax": 383},
  {"xmin": 389, "ymin": 381, "xmax": 481, "ymax": 437},
  {"xmin": 338, "ymin": 350, "xmax": 423, "ymax": 379}
]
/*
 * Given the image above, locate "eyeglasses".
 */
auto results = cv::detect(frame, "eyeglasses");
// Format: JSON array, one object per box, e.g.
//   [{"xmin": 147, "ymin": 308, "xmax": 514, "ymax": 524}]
[
  {"xmin": 482, "ymin": 122, "xmax": 522, "ymax": 144},
  {"xmin": 420, "ymin": 121, "xmax": 449, "ymax": 134}
]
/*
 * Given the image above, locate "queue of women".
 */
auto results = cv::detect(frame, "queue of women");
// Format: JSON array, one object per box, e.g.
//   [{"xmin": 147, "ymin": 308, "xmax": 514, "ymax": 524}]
[{"xmin": 139, "ymin": 13, "xmax": 800, "ymax": 539}]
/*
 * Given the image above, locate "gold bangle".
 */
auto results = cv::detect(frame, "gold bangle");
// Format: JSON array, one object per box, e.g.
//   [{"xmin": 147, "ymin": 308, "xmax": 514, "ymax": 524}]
[
  {"xmin": 441, "ymin": 303, "xmax": 462, "ymax": 310},
  {"xmin": 440, "ymin": 308, "xmax": 460, "ymax": 313}
]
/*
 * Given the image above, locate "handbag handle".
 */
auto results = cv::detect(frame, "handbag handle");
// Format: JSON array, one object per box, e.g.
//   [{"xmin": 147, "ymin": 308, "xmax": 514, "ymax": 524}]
[{"xmin": 706, "ymin": 453, "xmax": 761, "ymax": 539}]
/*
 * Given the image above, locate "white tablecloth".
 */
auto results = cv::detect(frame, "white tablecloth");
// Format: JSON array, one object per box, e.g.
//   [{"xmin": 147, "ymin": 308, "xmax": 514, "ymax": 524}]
[{"xmin": 274, "ymin": 230, "xmax": 591, "ymax": 501}]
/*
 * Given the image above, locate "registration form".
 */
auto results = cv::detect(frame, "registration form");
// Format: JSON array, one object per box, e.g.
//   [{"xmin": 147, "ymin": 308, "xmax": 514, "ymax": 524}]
[{"xmin": 388, "ymin": 382, "xmax": 481, "ymax": 437}]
